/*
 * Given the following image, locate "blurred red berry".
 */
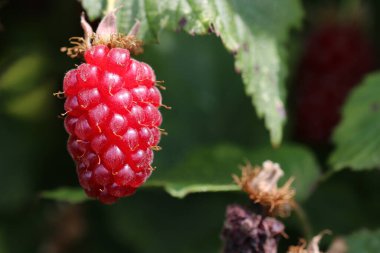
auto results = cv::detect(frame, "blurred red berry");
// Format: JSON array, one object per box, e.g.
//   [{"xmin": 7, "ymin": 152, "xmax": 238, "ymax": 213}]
[{"xmin": 294, "ymin": 22, "xmax": 375, "ymax": 145}]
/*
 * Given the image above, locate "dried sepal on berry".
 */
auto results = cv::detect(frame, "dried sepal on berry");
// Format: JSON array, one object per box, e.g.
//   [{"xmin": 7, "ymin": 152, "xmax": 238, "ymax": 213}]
[
  {"xmin": 233, "ymin": 160, "xmax": 295, "ymax": 217},
  {"xmin": 287, "ymin": 230, "xmax": 339, "ymax": 253},
  {"xmin": 61, "ymin": 10, "xmax": 143, "ymax": 59}
]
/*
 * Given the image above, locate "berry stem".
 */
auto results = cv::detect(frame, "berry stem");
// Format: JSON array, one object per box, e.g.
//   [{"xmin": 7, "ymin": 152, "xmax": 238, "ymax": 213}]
[
  {"xmin": 292, "ymin": 202, "xmax": 313, "ymax": 240},
  {"xmin": 106, "ymin": 0, "xmax": 116, "ymax": 14}
]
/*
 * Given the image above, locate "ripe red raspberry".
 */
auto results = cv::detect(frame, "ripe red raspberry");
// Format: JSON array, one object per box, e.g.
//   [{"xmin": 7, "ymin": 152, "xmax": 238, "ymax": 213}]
[
  {"xmin": 61, "ymin": 12, "xmax": 163, "ymax": 204},
  {"xmin": 294, "ymin": 21, "xmax": 375, "ymax": 145}
]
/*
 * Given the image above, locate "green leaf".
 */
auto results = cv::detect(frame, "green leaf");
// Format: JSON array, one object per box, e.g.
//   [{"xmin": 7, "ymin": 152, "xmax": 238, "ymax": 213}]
[
  {"xmin": 147, "ymin": 143, "xmax": 319, "ymax": 201},
  {"xmin": 330, "ymin": 72, "xmax": 380, "ymax": 171},
  {"xmin": 82, "ymin": 0, "xmax": 304, "ymax": 145},
  {"xmin": 346, "ymin": 229, "xmax": 380, "ymax": 253},
  {"xmin": 42, "ymin": 144, "xmax": 319, "ymax": 202},
  {"xmin": 145, "ymin": 144, "xmax": 244, "ymax": 198},
  {"xmin": 41, "ymin": 187, "xmax": 88, "ymax": 204}
]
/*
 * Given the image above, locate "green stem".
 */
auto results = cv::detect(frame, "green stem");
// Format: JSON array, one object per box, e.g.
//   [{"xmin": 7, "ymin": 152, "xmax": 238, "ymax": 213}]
[
  {"xmin": 293, "ymin": 202, "xmax": 313, "ymax": 240},
  {"xmin": 106, "ymin": 0, "xmax": 116, "ymax": 14}
]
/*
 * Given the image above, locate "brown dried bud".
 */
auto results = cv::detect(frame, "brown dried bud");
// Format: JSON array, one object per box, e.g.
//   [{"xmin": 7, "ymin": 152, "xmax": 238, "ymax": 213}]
[{"xmin": 233, "ymin": 160, "xmax": 295, "ymax": 217}]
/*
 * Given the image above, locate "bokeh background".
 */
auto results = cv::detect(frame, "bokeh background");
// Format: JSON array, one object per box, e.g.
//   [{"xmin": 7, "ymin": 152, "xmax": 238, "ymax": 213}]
[{"xmin": 1, "ymin": 0, "xmax": 380, "ymax": 252}]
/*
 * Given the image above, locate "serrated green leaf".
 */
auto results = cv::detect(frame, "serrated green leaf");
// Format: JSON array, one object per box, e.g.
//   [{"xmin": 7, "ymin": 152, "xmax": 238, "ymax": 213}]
[
  {"xmin": 330, "ymin": 72, "xmax": 380, "ymax": 171},
  {"xmin": 41, "ymin": 187, "xmax": 88, "ymax": 204},
  {"xmin": 147, "ymin": 143, "xmax": 319, "ymax": 200},
  {"xmin": 82, "ymin": 0, "xmax": 304, "ymax": 145},
  {"xmin": 346, "ymin": 229, "xmax": 380, "ymax": 253}
]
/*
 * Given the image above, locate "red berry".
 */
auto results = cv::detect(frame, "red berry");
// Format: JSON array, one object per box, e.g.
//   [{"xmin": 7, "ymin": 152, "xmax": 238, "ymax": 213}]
[
  {"xmin": 294, "ymin": 22, "xmax": 375, "ymax": 145},
  {"xmin": 84, "ymin": 45, "xmax": 109, "ymax": 67},
  {"xmin": 63, "ymin": 45, "xmax": 162, "ymax": 204}
]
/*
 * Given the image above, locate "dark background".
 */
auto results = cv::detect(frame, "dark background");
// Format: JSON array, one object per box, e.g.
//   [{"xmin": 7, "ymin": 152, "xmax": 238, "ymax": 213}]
[{"xmin": 0, "ymin": 0, "xmax": 380, "ymax": 252}]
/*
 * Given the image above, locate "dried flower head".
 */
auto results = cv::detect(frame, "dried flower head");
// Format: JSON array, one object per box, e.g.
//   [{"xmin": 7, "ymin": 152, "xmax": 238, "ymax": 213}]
[
  {"xmin": 287, "ymin": 230, "xmax": 345, "ymax": 253},
  {"xmin": 61, "ymin": 10, "xmax": 143, "ymax": 58},
  {"xmin": 233, "ymin": 160, "xmax": 295, "ymax": 217},
  {"xmin": 221, "ymin": 204, "xmax": 285, "ymax": 253}
]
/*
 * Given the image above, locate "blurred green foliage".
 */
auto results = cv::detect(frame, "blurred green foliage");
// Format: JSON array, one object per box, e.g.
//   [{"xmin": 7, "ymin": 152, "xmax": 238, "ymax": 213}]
[
  {"xmin": 346, "ymin": 229, "xmax": 380, "ymax": 252},
  {"xmin": 330, "ymin": 72, "xmax": 380, "ymax": 171},
  {"xmin": 0, "ymin": 0, "xmax": 380, "ymax": 253}
]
